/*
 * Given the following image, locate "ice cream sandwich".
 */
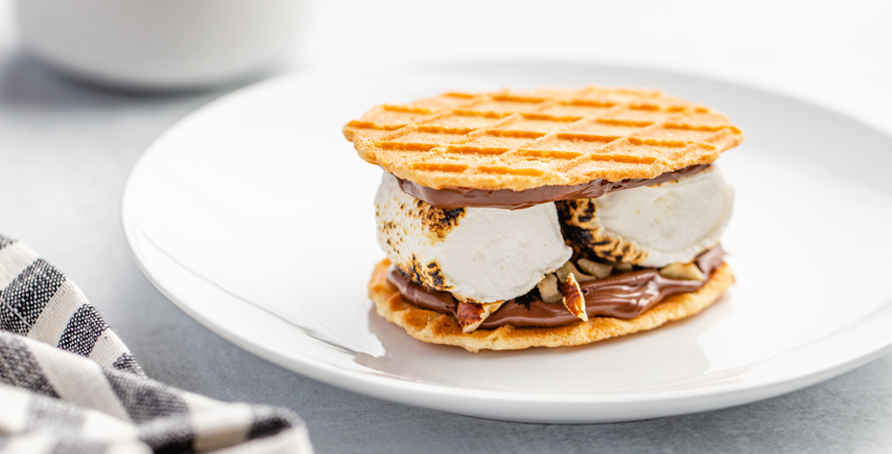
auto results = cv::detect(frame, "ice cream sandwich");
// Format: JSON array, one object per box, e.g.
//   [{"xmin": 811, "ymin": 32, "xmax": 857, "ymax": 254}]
[{"xmin": 343, "ymin": 85, "xmax": 742, "ymax": 352}]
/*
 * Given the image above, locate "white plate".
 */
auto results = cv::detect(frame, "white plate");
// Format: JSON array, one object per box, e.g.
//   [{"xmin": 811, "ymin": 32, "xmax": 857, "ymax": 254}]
[{"xmin": 122, "ymin": 62, "xmax": 892, "ymax": 423}]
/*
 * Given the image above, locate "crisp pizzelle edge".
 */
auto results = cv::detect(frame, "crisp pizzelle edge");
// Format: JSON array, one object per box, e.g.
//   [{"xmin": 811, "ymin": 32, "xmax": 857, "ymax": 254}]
[
  {"xmin": 343, "ymin": 85, "xmax": 744, "ymax": 192},
  {"xmin": 368, "ymin": 258, "xmax": 735, "ymax": 353}
]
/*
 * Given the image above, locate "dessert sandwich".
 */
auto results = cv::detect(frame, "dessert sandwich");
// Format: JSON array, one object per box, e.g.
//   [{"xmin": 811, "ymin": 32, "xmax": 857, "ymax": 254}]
[{"xmin": 343, "ymin": 85, "xmax": 742, "ymax": 352}]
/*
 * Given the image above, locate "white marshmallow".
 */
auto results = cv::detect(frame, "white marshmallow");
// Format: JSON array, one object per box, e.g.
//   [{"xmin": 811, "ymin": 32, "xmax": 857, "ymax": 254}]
[
  {"xmin": 561, "ymin": 166, "xmax": 734, "ymax": 268},
  {"xmin": 375, "ymin": 173, "xmax": 572, "ymax": 303}
]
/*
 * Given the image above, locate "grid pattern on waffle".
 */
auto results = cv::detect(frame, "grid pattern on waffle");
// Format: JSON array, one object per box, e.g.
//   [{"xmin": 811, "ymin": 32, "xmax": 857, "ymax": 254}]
[{"xmin": 343, "ymin": 85, "xmax": 744, "ymax": 191}]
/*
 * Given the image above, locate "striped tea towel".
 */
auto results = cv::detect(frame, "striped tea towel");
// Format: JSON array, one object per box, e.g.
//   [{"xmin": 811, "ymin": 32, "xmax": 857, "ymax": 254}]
[{"xmin": 0, "ymin": 235, "xmax": 313, "ymax": 454}]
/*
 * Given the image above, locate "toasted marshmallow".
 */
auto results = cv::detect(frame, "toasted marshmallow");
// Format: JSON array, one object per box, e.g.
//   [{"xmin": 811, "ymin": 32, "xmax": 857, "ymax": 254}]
[
  {"xmin": 375, "ymin": 173, "xmax": 572, "ymax": 303},
  {"xmin": 559, "ymin": 166, "xmax": 734, "ymax": 268}
]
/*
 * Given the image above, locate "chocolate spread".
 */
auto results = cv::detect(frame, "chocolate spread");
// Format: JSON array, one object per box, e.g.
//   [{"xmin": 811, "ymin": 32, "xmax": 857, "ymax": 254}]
[
  {"xmin": 397, "ymin": 164, "xmax": 710, "ymax": 210},
  {"xmin": 386, "ymin": 245, "xmax": 725, "ymax": 329}
]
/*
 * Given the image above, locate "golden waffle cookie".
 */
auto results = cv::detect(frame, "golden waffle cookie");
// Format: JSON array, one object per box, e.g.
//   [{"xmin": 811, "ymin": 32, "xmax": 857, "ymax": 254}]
[
  {"xmin": 344, "ymin": 85, "xmax": 744, "ymax": 191},
  {"xmin": 368, "ymin": 259, "xmax": 735, "ymax": 352}
]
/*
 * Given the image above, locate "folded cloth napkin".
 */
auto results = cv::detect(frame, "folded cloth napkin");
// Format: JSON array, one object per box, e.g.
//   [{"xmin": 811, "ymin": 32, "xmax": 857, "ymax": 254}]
[{"xmin": 0, "ymin": 235, "xmax": 313, "ymax": 454}]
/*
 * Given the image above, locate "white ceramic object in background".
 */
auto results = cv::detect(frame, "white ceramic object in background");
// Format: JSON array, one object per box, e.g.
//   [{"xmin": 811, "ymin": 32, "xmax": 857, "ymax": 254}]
[
  {"xmin": 122, "ymin": 63, "xmax": 892, "ymax": 422},
  {"xmin": 16, "ymin": 0, "xmax": 301, "ymax": 90}
]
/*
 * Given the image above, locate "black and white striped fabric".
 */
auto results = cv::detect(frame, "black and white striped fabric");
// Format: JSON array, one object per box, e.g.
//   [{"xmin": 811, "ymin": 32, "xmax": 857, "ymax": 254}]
[{"xmin": 0, "ymin": 235, "xmax": 313, "ymax": 454}]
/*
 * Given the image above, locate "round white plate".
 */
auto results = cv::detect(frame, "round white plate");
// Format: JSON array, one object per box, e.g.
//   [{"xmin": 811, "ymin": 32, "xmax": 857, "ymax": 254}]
[{"xmin": 122, "ymin": 62, "xmax": 892, "ymax": 423}]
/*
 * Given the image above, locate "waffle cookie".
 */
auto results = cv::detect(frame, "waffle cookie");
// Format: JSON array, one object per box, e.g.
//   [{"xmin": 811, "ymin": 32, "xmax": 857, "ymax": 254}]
[
  {"xmin": 346, "ymin": 83, "xmax": 742, "ymax": 351},
  {"xmin": 368, "ymin": 259, "xmax": 735, "ymax": 352},
  {"xmin": 344, "ymin": 85, "xmax": 744, "ymax": 191}
]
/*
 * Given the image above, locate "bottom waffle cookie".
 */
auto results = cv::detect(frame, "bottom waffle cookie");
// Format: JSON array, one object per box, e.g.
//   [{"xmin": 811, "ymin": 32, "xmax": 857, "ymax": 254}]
[{"xmin": 368, "ymin": 259, "xmax": 735, "ymax": 352}]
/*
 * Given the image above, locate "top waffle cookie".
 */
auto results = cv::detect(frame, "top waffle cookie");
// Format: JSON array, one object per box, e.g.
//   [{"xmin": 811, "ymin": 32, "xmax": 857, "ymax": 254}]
[{"xmin": 343, "ymin": 85, "xmax": 743, "ymax": 191}]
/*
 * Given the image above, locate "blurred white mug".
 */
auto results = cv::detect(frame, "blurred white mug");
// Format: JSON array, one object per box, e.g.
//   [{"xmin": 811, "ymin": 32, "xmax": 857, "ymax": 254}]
[{"xmin": 16, "ymin": 0, "xmax": 302, "ymax": 90}]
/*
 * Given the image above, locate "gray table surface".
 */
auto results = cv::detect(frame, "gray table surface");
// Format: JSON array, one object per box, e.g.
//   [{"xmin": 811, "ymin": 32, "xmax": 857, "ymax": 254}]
[{"xmin": 2, "ymin": 52, "xmax": 892, "ymax": 454}]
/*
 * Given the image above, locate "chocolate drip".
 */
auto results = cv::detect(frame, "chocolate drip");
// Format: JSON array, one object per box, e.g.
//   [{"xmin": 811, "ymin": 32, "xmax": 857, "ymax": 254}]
[
  {"xmin": 388, "ymin": 270, "xmax": 459, "ymax": 317},
  {"xmin": 386, "ymin": 245, "xmax": 725, "ymax": 329},
  {"xmin": 397, "ymin": 164, "xmax": 709, "ymax": 210}
]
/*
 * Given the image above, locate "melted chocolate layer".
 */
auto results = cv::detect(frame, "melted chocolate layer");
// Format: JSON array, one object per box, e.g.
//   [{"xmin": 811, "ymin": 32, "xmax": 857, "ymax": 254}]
[
  {"xmin": 386, "ymin": 245, "xmax": 725, "ymax": 329},
  {"xmin": 397, "ymin": 165, "xmax": 709, "ymax": 210}
]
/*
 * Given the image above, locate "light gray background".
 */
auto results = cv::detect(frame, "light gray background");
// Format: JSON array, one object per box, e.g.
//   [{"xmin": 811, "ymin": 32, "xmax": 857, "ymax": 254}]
[{"xmin": 1, "ymin": 1, "xmax": 892, "ymax": 452}]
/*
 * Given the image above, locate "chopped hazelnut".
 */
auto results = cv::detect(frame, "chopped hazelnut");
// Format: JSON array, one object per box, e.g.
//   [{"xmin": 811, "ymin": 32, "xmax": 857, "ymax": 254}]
[
  {"xmin": 560, "ymin": 273, "xmax": 588, "ymax": 321},
  {"xmin": 576, "ymin": 258, "xmax": 612, "ymax": 279},
  {"xmin": 457, "ymin": 300, "xmax": 505, "ymax": 333},
  {"xmin": 659, "ymin": 262, "xmax": 706, "ymax": 281},
  {"xmin": 555, "ymin": 261, "xmax": 596, "ymax": 283},
  {"xmin": 614, "ymin": 262, "xmax": 633, "ymax": 271},
  {"xmin": 536, "ymin": 274, "xmax": 562, "ymax": 303}
]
